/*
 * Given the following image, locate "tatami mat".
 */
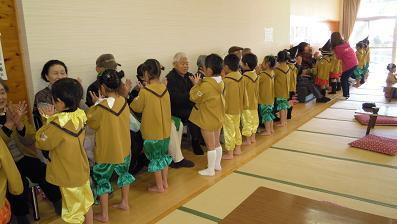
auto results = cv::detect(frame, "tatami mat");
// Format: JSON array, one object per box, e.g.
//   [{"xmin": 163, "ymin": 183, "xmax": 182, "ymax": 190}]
[
  {"xmin": 272, "ymin": 131, "xmax": 397, "ymax": 168},
  {"xmin": 331, "ymin": 100, "xmax": 388, "ymax": 110},
  {"xmin": 350, "ymin": 88, "xmax": 385, "ymax": 96},
  {"xmin": 315, "ymin": 108, "xmax": 356, "ymax": 121},
  {"xmin": 157, "ymin": 209, "xmax": 217, "ymax": 224},
  {"xmin": 298, "ymin": 118, "xmax": 397, "ymax": 138},
  {"xmin": 348, "ymin": 94, "xmax": 395, "ymax": 103}
]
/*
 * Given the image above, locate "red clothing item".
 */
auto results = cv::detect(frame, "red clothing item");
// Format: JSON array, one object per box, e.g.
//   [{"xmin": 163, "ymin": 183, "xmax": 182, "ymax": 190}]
[{"xmin": 333, "ymin": 42, "xmax": 358, "ymax": 72}]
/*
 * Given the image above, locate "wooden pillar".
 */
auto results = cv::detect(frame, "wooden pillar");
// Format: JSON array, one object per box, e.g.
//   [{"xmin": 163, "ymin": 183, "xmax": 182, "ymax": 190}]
[{"xmin": 0, "ymin": 0, "xmax": 29, "ymax": 106}]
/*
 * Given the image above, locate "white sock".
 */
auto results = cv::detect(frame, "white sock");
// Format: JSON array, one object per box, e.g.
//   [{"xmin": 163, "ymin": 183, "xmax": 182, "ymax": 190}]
[
  {"xmin": 215, "ymin": 146, "xmax": 222, "ymax": 171},
  {"xmin": 199, "ymin": 150, "xmax": 216, "ymax": 176}
]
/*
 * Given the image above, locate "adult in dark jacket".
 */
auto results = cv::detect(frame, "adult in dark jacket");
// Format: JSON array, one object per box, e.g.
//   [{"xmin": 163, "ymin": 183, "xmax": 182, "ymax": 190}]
[{"xmin": 166, "ymin": 52, "xmax": 204, "ymax": 155}]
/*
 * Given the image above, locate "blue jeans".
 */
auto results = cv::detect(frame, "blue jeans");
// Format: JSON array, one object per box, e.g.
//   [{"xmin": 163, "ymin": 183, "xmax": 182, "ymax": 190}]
[{"xmin": 341, "ymin": 66, "xmax": 357, "ymax": 97}]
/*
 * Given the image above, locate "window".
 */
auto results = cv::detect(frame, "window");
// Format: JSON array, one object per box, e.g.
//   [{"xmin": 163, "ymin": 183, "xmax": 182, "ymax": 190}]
[{"xmin": 350, "ymin": 0, "xmax": 397, "ymax": 70}]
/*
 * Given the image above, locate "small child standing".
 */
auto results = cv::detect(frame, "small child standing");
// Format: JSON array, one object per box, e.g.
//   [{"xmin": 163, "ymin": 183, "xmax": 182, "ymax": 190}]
[
  {"xmin": 241, "ymin": 53, "xmax": 259, "ymax": 144},
  {"xmin": 0, "ymin": 137, "xmax": 23, "ymax": 224},
  {"xmin": 329, "ymin": 52, "xmax": 342, "ymax": 94},
  {"xmin": 87, "ymin": 70, "xmax": 134, "ymax": 223},
  {"xmin": 354, "ymin": 42, "xmax": 366, "ymax": 87},
  {"xmin": 274, "ymin": 51, "xmax": 291, "ymax": 127},
  {"xmin": 287, "ymin": 53, "xmax": 298, "ymax": 120},
  {"xmin": 36, "ymin": 78, "xmax": 93, "ymax": 224},
  {"xmin": 258, "ymin": 56, "xmax": 276, "ymax": 135},
  {"xmin": 385, "ymin": 63, "xmax": 397, "ymax": 101},
  {"xmin": 130, "ymin": 59, "xmax": 173, "ymax": 192},
  {"xmin": 222, "ymin": 54, "xmax": 244, "ymax": 160},
  {"xmin": 189, "ymin": 54, "xmax": 225, "ymax": 176}
]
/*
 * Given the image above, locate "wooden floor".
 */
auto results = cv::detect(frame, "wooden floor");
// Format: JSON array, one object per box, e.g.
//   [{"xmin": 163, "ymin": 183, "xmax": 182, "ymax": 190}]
[
  {"xmin": 35, "ymin": 74, "xmax": 397, "ymax": 223},
  {"xmin": 158, "ymin": 76, "xmax": 397, "ymax": 223}
]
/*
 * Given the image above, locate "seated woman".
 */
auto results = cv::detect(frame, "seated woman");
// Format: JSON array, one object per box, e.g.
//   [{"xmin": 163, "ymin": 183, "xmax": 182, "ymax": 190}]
[
  {"xmin": 0, "ymin": 80, "xmax": 62, "ymax": 223},
  {"xmin": 385, "ymin": 63, "xmax": 397, "ymax": 101},
  {"xmin": 33, "ymin": 60, "xmax": 68, "ymax": 130}
]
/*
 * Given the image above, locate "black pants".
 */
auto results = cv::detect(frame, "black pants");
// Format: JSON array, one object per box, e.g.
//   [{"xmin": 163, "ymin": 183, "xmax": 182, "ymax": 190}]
[
  {"xmin": 341, "ymin": 66, "xmax": 357, "ymax": 97},
  {"xmin": 7, "ymin": 156, "xmax": 61, "ymax": 216},
  {"xmin": 186, "ymin": 120, "xmax": 203, "ymax": 144},
  {"xmin": 297, "ymin": 78, "xmax": 323, "ymax": 99}
]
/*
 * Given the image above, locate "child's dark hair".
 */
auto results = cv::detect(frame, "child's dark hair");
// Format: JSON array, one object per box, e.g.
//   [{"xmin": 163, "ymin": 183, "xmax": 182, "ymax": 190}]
[
  {"xmin": 142, "ymin": 59, "xmax": 162, "ymax": 80},
  {"xmin": 356, "ymin": 42, "xmax": 364, "ymax": 49},
  {"xmin": 264, "ymin": 55, "xmax": 276, "ymax": 69},
  {"xmin": 277, "ymin": 50, "xmax": 289, "ymax": 62},
  {"xmin": 0, "ymin": 79, "xmax": 9, "ymax": 92},
  {"xmin": 98, "ymin": 69, "xmax": 122, "ymax": 91},
  {"xmin": 136, "ymin": 63, "xmax": 144, "ymax": 82},
  {"xmin": 387, "ymin": 63, "xmax": 396, "ymax": 71},
  {"xmin": 224, "ymin": 54, "xmax": 240, "ymax": 72},
  {"xmin": 242, "ymin": 53, "xmax": 258, "ymax": 71},
  {"xmin": 51, "ymin": 78, "xmax": 83, "ymax": 112},
  {"xmin": 205, "ymin": 54, "xmax": 223, "ymax": 76},
  {"xmin": 41, "ymin": 60, "xmax": 68, "ymax": 82}
]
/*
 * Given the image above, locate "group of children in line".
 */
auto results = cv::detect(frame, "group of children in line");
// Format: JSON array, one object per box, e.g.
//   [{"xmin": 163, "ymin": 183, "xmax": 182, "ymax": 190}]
[{"xmin": 0, "ymin": 42, "xmax": 352, "ymax": 223}]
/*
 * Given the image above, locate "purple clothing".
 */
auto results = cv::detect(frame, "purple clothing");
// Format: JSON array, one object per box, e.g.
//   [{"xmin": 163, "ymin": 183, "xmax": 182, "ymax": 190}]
[{"xmin": 333, "ymin": 41, "xmax": 358, "ymax": 72}]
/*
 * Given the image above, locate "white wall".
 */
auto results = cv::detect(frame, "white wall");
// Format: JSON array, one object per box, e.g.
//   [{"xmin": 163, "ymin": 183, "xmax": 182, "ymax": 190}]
[
  {"xmin": 17, "ymin": 0, "xmax": 291, "ymax": 106},
  {"xmin": 290, "ymin": 0, "xmax": 341, "ymax": 21}
]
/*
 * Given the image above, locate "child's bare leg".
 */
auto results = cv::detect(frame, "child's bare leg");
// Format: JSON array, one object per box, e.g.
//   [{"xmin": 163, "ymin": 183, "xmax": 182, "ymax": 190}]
[
  {"xmin": 243, "ymin": 135, "xmax": 251, "ymax": 145},
  {"xmin": 113, "ymin": 185, "xmax": 130, "ymax": 210},
  {"xmin": 94, "ymin": 194, "xmax": 109, "ymax": 223},
  {"xmin": 222, "ymin": 150, "xmax": 234, "ymax": 160},
  {"xmin": 271, "ymin": 121, "xmax": 275, "ymax": 133},
  {"xmin": 161, "ymin": 167, "xmax": 169, "ymax": 189},
  {"xmin": 85, "ymin": 207, "xmax": 93, "ymax": 224},
  {"xmin": 251, "ymin": 134, "xmax": 256, "ymax": 143},
  {"xmin": 149, "ymin": 171, "xmax": 165, "ymax": 193},
  {"xmin": 234, "ymin": 145, "xmax": 241, "ymax": 155},
  {"xmin": 261, "ymin": 122, "xmax": 272, "ymax": 136},
  {"xmin": 277, "ymin": 110, "xmax": 287, "ymax": 127}
]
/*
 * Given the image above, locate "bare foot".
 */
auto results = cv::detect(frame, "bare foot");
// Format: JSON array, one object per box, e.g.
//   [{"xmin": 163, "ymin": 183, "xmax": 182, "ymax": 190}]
[
  {"xmin": 242, "ymin": 137, "xmax": 251, "ymax": 145},
  {"xmin": 260, "ymin": 131, "xmax": 272, "ymax": 136},
  {"xmin": 276, "ymin": 123, "xmax": 286, "ymax": 127},
  {"xmin": 271, "ymin": 129, "xmax": 275, "ymax": 134},
  {"xmin": 94, "ymin": 214, "xmax": 109, "ymax": 223},
  {"xmin": 112, "ymin": 202, "xmax": 129, "ymax": 211},
  {"xmin": 251, "ymin": 136, "xmax": 256, "ymax": 143},
  {"xmin": 163, "ymin": 181, "xmax": 168, "ymax": 189},
  {"xmin": 222, "ymin": 153, "xmax": 234, "ymax": 160},
  {"xmin": 148, "ymin": 185, "xmax": 165, "ymax": 193},
  {"xmin": 234, "ymin": 147, "xmax": 242, "ymax": 155}
]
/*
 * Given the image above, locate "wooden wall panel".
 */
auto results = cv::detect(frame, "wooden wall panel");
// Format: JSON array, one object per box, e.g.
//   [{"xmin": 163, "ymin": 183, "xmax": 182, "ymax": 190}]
[{"xmin": 0, "ymin": 0, "xmax": 29, "ymax": 106}]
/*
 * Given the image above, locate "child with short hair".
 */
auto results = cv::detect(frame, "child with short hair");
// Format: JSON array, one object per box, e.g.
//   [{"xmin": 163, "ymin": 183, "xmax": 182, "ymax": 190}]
[
  {"xmin": 0, "ymin": 137, "xmax": 23, "ymax": 224},
  {"xmin": 222, "ymin": 54, "xmax": 244, "ymax": 160},
  {"xmin": 189, "ymin": 54, "xmax": 225, "ymax": 176},
  {"xmin": 385, "ymin": 63, "xmax": 397, "ymax": 101},
  {"xmin": 258, "ymin": 56, "xmax": 276, "ymax": 135},
  {"xmin": 87, "ymin": 70, "xmax": 134, "ymax": 222},
  {"xmin": 354, "ymin": 41, "xmax": 366, "ymax": 87},
  {"xmin": 130, "ymin": 59, "xmax": 173, "ymax": 190},
  {"xmin": 329, "ymin": 52, "xmax": 342, "ymax": 94},
  {"xmin": 241, "ymin": 53, "xmax": 259, "ymax": 144},
  {"xmin": 274, "ymin": 51, "xmax": 291, "ymax": 127},
  {"xmin": 36, "ymin": 78, "xmax": 93, "ymax": 224},
  {"xmin": 311, "ymin": 40, "xmax": 333, "ymax": 101}
]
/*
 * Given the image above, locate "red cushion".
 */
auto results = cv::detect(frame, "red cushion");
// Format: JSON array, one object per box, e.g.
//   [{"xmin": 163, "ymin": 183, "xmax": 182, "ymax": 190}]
[
  {"xmin": 354, "ymin": 114, "xmax": 397, "ymax": 126},
  {"xmin": 349, "ymin": 134, "xmax": 397, "ymax": 155}
]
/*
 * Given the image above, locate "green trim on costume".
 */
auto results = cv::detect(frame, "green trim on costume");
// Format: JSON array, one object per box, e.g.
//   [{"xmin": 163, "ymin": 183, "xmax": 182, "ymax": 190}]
[
  {"xmin": 143, "ymin": 138, "xmax": 172, "ymax": 172},
  {"xmin": 276, "ymin": 98, "xmax": 290, "ymax": 111},
  {"xmin": 259, "ymin": 104, "xmax": 275, "ymax": 122},
  {"xmin": 172, "ymin": 116, "xmax": 181, "ymax": 131}
]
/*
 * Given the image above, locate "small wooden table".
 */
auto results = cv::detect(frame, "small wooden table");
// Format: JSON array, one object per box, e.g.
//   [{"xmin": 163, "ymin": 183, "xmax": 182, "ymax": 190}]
[
  {"xmin": 355, "ymin": 106, "xmax": 397, "ymax": 135},
  {"xmin": 220, "ymin": 187, "xmax": 397, "ymax": 224}
]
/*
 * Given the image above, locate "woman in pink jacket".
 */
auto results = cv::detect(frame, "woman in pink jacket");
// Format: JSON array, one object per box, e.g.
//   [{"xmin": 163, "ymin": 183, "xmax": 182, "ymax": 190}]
[{"xmin": 331, "ymin": 32, "xmax": 358, "ymax": 99}]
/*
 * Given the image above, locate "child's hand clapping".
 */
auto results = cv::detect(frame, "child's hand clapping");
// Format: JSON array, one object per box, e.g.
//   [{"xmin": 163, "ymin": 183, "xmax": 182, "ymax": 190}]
[
  {"xmin": 10, "ymin": 101, "xmax": 28, "ymax": 130},
  {"xmin": 39, "ymin": 104, "xmax": 56, "ymax": 118},
  {"xmin": 89, "ymin": 90, "xmax": 104, "ymax": 104},
  {"xmin": 189, "ymin": 73, "xmax": 202, "ymax": 85}
]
